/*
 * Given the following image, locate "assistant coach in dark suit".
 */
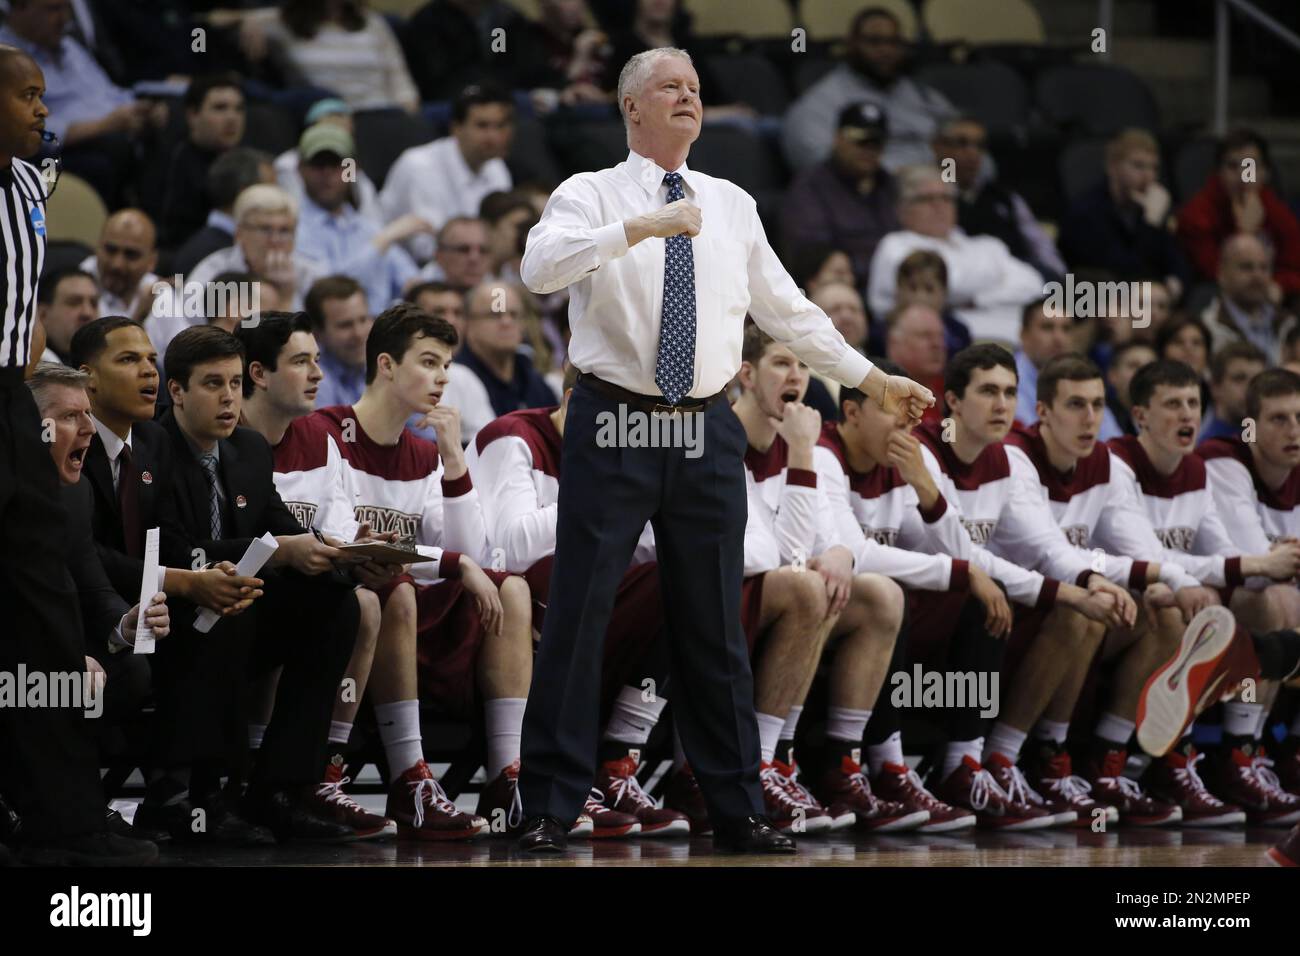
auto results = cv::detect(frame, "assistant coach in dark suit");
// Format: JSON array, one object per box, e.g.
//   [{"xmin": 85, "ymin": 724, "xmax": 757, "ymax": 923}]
[
  {"xmin": 146, "ymin": 325, "xmax": 359, "ymax": 843},
  {"xmin": 516, "ymin": 48, "xmax": 935, "ymax": 853}
]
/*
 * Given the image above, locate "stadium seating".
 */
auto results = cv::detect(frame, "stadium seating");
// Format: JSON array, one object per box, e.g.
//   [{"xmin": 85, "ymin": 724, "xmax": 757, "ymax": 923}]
[
  {"xmin": 799, "ymin": 0, "xmax": 918, "ymax": 42},
  {"xmin": 44, "ymin": 173, "xmax": 107, "ymax": 247},
  {"xmin": 1035, "ymin": 63, "xmax": 1160, "ymax": 137},
  {"xmin": 686, "ymin": 0, "xmax": 793, "ymax": 38},
  {"xmin": 916, "ymin": 59, "xmax": 1030, "ymax": 135},
  {"xmin": 922, "ymin": 0, "xmax": 1045, "ymax": 45},
  {"xmin": 705, "ymin": 52, "xmax": 791, "ymax": 115},
  {"xmin": 1056, "ymin": 136, "xmax": 1108, "ymax": 204},
  {"xmin": 352, "ymin": 108, "xmax": 437, "ymax": 189}
]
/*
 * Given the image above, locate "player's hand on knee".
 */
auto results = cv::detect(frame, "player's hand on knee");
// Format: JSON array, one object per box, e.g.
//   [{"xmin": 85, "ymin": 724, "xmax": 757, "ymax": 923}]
[
  {"xmin": 1173, "ymin": 585, "xmax": 1219, "ymax": 624},
  {"xmin": 460, "ymin": 558, "xmax": 504, "ymax": 637},
  {"xmin": 970, "ymin": 566, "xmax": 1012, "ymax": 638}
]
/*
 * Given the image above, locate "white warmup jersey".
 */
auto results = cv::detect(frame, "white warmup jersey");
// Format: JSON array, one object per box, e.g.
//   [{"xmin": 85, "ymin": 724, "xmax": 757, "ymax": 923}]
[
  {"xmin": 813, "ymin": 422, "xmax": 970, "ymax": 591},
  {"xmin": 1004, "ymin": 424, "xmax": 1199, "ymax": 591},
  {"xmin": 742, "ymin": 431, "xmax": 837, "ymax": 577},
  {"xmin": 1200, "ymin": 437, "xmax": 1300, "ymax": 554},
  {"xmin": 1107, "ymin": 435, "xmax": 1246, "ymax": 589},
  {"xmin": 278, "ymin": 405, "xmax": 489, "ymax": 584},
  {"xmin": 911, "ymin": 420, "xmax": 1061, "ymax": 608},
  {"xmin": 466, "ymin": 406, "xmax": 655, "ymax": 573}
]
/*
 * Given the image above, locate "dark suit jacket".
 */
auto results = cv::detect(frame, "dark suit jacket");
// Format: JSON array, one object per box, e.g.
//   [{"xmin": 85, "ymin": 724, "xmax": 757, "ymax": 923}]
[
  {"xmin": 61, "ymin": 478, "xmax": 129, "ymax": 660},
  {"xmin": 157, "ymin": 409, "xmax": 305, "ymax": 572},
  {"xmin": 84, "ymin": 419, "xmax": 174, "ymax": 602}
]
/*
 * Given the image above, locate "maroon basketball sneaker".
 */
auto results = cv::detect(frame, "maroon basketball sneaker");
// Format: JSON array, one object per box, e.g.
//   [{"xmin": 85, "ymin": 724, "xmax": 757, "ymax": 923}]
[
  {"xmin": 761, "ymin": 761, "xmax": 831, "ymax": 833},
  {"xmin": 1081, "ymin": 747, "xmax": 1181, "ymax": 827},
  {"xmin": 872, "ymin": 761, "xmax": 975, "ymax": 832},
  {"xmin": 663, "ymin": 764, "xmax": 712, "ymax": 835},
  {"xmin": 1143, "ymin": 746, "xmax": 1246, "ymax": 827},
  {"xmin": 580, "ymin": 789, "xmax": 640, "ymax": 838},
  {"xmin": 386, "ymin": 760, "xmax": 489, "ymax": 840},
  {"xmin": 1268, "ymin": 822, "xmax": 1299, "ymax": 866},
  {"xmin": 476, "ymin": 759, "xmax": 595, "ymax": 837},
  {"xmin": 1135, "ymin": 607, "xmax": 1236, "ymax": 758},
  {"xmin": 814, "ymin": 751, "xmax": 929, "ymax": 832},
  {"xmin": 597, "ymin": 753, "xmax": 690, "ymax": 837},
  {"xmin": 986, "ymin": 752, "xmax": 1075, "ymax": 827},
  {"xmin": 306, "ymin": 756, "xmax": 396, "ymax": 841},
  {"xmin": 1022, "ymin": 742, "xmax": 1115, "ymax": 828},
  {"xmin": 1205, "ymin": 745, "xmax": 1300, "ymax": 827},
  {"xmin": 771, "ymin": 756, "xmax": 840, "ymax": 831},
  {"xmin": 933, "ymin": 756, "xmax": 1054, "ymax": 830}
]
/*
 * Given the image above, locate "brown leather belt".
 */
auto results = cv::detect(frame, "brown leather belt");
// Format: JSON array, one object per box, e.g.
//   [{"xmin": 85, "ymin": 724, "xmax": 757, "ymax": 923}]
[{"xmin": 576, "ymin": 371, "xmax": 727, "ymax": 416}]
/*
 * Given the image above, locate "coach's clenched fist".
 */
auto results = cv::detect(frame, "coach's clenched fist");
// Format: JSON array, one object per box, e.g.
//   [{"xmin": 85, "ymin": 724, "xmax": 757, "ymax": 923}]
[{"xmin": 624, "ymin": 199, "xmax": 701, "ymax": 245}]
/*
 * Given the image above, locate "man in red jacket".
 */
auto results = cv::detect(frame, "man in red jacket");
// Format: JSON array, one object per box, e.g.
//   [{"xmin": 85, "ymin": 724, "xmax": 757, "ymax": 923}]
[{"xmin": 1177, "ymin": 128, "xmax": 1300, "ymax": 301}]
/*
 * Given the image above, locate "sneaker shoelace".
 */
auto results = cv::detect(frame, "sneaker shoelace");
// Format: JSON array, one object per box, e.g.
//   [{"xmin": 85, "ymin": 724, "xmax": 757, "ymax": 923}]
[
  {"xmin": 408, "ymin": 773, "xmax": 460, "ymax": 828},
  {"xmin": 605, "ymin": 769, "xmax": 658, "ymax": 811},
  {"xmin": 967, "ymin": 768, "xmax": 1004, "ymax": 811},
  {"xmin": 1170, "ymin": 751, "xmax": 1226, "ymax": 807},
  {"xmin": 584, "ymin": 787, "xmax": 615, "ymax": 815},
  {"xmin": 1251, "ymin": 755, "xmax": 1293, "ymax": 799},
  {"xmin": 1044, "ymin": 773, "xmax": 1094, "ymax": 802},
  {"xmin": 903, "ymin": 768, "xmax": 952, "ymax": 812},
  {"xmin": 316, "ymin": 774, "xmax": 367, "ymax": 813},
  {"xmin": 1000, "ymin": 763, "xmax": 1040, "ymax": 807},
  {"xmin": 781, "ymin": 766, "xmax": 823, "ymax": 809},
  {"xmin": 507, "ymin": 772, "xmax": 524, "ymax": 829},
  {"xmin": 759, "ymin": 765, "xmax": 804, "ymax": 813}
]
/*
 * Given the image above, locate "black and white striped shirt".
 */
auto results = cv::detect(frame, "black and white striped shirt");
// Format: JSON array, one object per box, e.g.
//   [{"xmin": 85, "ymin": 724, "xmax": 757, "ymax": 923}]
[{"xmin": 0, "ymin": 156, "xmax": 47, "ymax": 370}]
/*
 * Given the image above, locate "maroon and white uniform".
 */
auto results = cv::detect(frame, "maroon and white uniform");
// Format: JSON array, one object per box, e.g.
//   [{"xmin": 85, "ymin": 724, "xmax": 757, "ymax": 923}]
[
  {"xmin": 468, "ymin": 407, "xmax": 663, "ymax": 702},
  {"xmin": 1200, "ymin": 436, "xmax": 1300, "ymax": 554},
  {"xmin": 1108, "ymin": 436, "xmax": 1249, "ymax": 590},
  {"xmin": 813, "ymin": 421, "xmax": 970, "ymax": 592}
]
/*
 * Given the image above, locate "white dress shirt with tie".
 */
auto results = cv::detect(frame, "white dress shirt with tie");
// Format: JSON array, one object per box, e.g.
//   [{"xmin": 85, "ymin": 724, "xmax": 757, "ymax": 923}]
[{"xmin": 520, "ymin": 150, "xmax": 873, "ymax": 399}]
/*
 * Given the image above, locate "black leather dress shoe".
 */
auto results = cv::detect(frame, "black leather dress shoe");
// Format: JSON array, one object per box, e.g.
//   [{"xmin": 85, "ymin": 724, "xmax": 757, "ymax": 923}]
[
  {"xmin": 135, "ymin": 796, "xmax": 275, "ymax": 846},
  {"xmin": 20, "ymin": 831, "xmax": 158, "ymax": 867},
  {"xmin": 712, "ymin": 815, "xmax": 796, "ymax": 854},
  {"xmin": 517, "ymin": 815, "xmax": 567, "ymax": 852},
  {"xmin": 243, "ymin": 788, "xmax": 353, "ymax": 843},
  {"xmin": 106, "ymin": 807, "xmax": 171, "ymax": 844}
]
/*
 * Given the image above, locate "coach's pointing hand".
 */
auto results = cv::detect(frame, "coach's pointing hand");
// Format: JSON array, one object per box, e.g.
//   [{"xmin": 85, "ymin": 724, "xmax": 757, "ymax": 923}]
[
  {"xmin": 624, "ymin": 199, "xmax": 701, "ymax": 246},
  {"xmin": 860, "ymin": 366, "xmax": 934, "ymax": 428}
]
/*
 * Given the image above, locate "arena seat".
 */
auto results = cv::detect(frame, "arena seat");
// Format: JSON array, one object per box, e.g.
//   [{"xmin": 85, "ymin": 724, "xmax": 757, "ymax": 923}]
[
  {"xmin": 367, "ymin": 0, "xmax": 426, "ymax": 15},
  {"xmin": 45, "ymin": 173, "xmax": 107, "ymax": 247},
  {"xmin": 799, "ymin": 0, "xmax": 918, "ymax": 42},
  {"xmin": 41, "ymin": 239, "xmax": 94, "ymax": 279},
  {"xmin": 791, "ymin": 55, "xmax": 837, "ymax": 95},
  {"xmin": 506, "ymin": 110, "xmax": 563, "ymax": 187},
  {"xmin": 549, "ymin": 118, "xmax": 630, "ymax": 178},
  {"xmin": 1057, "ymin": 137, "xmax": 1108, "ymax": 205},
  {"xmin": 923, "ymin": 0, "xmax": 1045, "ymax": 45},
  {"xmin": 690, "ymin": 124, "xmax": 785, "ymax": 198},
  {"xmin": 686, "ymin": 0, "xmax": 793, "ymax": 38},
  {"xmin": 1174, "ymin": 137, "xmax": 1219, "ymax": 203},
  {"xmin": 704, "ymin": 53, "xmax": 791, "ymax": 115},
  {"xmin": 1035, "ymin": 64, "xmax": 1160, "ymax": 137},
  {"xmin": 916, "ymin": 60, "xmax": 1029, "ymax": 135},
  {"xmin": 352, "ymin": 108, "xmax": 437, "ymax": 189},
  {"xmin": 241, "ymin": 100, "xmax": 301, "ymax": 157}
]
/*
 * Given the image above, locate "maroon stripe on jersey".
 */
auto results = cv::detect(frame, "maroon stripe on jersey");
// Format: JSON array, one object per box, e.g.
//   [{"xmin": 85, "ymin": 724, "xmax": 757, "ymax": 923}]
[
  {"xmin": 1035, "ymin": 578, "xmax": 1060, "ymax": 609},
  {"xmin": 913, "ymin": 419, "xmax": 1010, "ymax": 490},
  {"xmin": 787, "ymin": 468, "xmax": 817, "ymax": 488},
  {"xmin": 949, "ymin": 558, "xmax": 970, "ymax": 590},
  {"xmin": 1005, "ymin": 422, "xmax": 1110, "ymax": 502},
  {"xmin": 918, "ymin": 493, "xmax": 948, "ymax": 523},
  {"xmin": 1225, "ymin": 556, "xmax": 1244, "ymax": 588},
  {"xmin": 315, "ymin": 405, "xmax": 441, "ymax": 480},
  {"xmin": 1129, "ymin": 560, "xmax": 1149, "ymax": 589},
  {"xmin": 1107, "ymin": 434, "xmax": 1206, "ymax": 497},
  {"xmin": 272, "ymin": 412, "xmax": 335, "ymax": 473},
  {"xmin": 745, "ymin": 433, "xmax": 790, "ymax": 482},
  {"xmin": 1199, "ymin": 436, "xmax": 1300, "ymax": 510},
  {"xmin": 442, "ymin": 472, "xmax": 473, "ymax": 498},
  {"xmin": 816, "ymin": 420, "xmax": 908, "ymax": 499},
  {"xmin": 439, "ymin": 551, "xmax": 463, "ymax": 579},
  {"xmin": 474, "ymin": 406, "xmax": 562, "ymax": 479}
]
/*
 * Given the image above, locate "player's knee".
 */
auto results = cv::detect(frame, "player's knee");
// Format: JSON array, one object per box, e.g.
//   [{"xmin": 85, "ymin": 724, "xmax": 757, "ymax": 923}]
[
  {"xmin": 791, "ymin": 566, "xmax": 830, "ymax": 620},
  {"xmin": 853, "ymin": 572, "xmax": 904, "ymax": 629},
  {"xmin": 498, "ymin": 574, "xmax": 532, "ymax": 619},
  {"xmin": 355, "ymin": 587, "xmax": 381, "ymax": 650}
]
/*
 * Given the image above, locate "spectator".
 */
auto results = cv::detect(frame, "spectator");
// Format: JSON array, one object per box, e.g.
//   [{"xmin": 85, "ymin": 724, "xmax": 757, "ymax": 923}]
[
  {"xmin": 1177, "ymin": 128, "xmax": 1300, "ymax": 300},
  {"xmin": 888, "ymin": 249, "xmax": 972, "ymax": 358},
  {"xmin": 208, "ymin": 272, "xmax": 282, "ymax": 335},
  {"xmin": 419, "ymin": 217, "xmax": 493, "ymax": 293},
  {"xmin": 404, "ymin": 281, "xmax": 495, "ymax": 444},
  {"xmin": 934, "ymin": 116, "xmax": 1065, "ymax": 284},
  {"xmin": 0, "ymin": 0, "xmax": 162, "ymax": 203},
  {"xmin": 172, "ymin": 147, "xmax": 277, "ymax": 276},
  {"xmin": 37, "ymin": 269, "xmax": 99, "ymax": 365},
  {"xmin": 786, "ymin": 242, "xmax": 857, "ymax": 299},
  {"xmin": 274, "ymin": 98, "xmax": 382, "ymax": 228},
  {"xmin": 1202, "ymin": 341, "xmax": 1267, "ymax": 444},
  {"xmin": 1058, "ymin": 128, "xmax": 1190, "ymax": 297},
  {"xmin": 379, "ymin": 85, "xmax": 515, "ymax": 264},
  {"xmin": 459, "ymin": 281, "xmax": 557, "ymax": 416},
  {"xmin": 524, "ymin": 0, "xmax": 614, "ymax": 112},
  {"xmin": 886, "ymin": 302, "xmax": 946, "ymax": 423},
  {"xmin": 1156, "ymin": 314, "xmax": 1213, "ymax": 416},
  {"xmin": 782, "ymin": 101, "xmax": 899, "ymax": 284},
  {"xmin": 1014, "ymin": 299, "xmax": 1073, "ymax": 425},
  {"xmin": 1103, "ymin": 339, "xmax": 1157, "ymax": 439},
  {"xmin": 159, "ymin": 73, "xmax": 247, "ymax": 247},
  {"xmin": 305, "ymin": 275, "xmax": 372, "ymax": 409},
  {"xmin": 241, "ymin": 0, "xmax": 419, "ymax": 113},
  {"xmin": 293, "ymin": 123, "xmax": 422, "ymax": 312},
  {"xmin": 80, "ymin": 210, "xmax": 159, "ymax": 324},
  {"xmin": 783, "ymin": 5, "xmax": 956, "ymax": 171},
  {"xmin": 400, "ymin": 0, "xmax": 554, "ymax": 102},
  {"xmin": 868, "ymin": 165, "xmax": 1042, "ymax": 346},
  {"xmin": 804, "ymin": 282, "xmax": 869, "ymax": 420},
  {"xmin": 1201, "ymin": 234, "xmax": 1297, "ymax": 364},
  {"xmin": 480, "ymin": 190, "xmax": 539, "ymax": 280},
  {"xmin": 1283, "ymin": 325, "xmax": 1300, "ymax": 376}
]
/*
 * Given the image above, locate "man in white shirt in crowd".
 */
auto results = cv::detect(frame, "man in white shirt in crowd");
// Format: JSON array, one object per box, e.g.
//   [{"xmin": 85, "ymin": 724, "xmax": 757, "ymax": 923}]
[
  {"xmin": 38, "ymin": 269, "xmax": 99, "ymax": 366},
  {"xmin": 80, "ymin": 209, "xmax": 159, "ymax": 323},
  {"xmin": 379, "ymin": 85, "xmax": 514, "ymax": 264},
  {"xmin": 869, "ymin": 165, "xmax": 1044, "ymax": 347},
  {"xmin": 306, "ymin": 275, "xmax": 371, "ymax": 410},
  {"xmin": 515, "ymin": 47, "xmax": 933, "ymax": 854}
]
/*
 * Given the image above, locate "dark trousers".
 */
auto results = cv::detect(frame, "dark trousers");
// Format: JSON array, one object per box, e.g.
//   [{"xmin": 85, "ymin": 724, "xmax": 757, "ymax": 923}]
[
  {"xmin": 0, "ymin": 374, "xmax": 105, "ymax": 840},
  {"xmin": 519, "ymin": 382, "xmax": 763, "ymax": 825}
]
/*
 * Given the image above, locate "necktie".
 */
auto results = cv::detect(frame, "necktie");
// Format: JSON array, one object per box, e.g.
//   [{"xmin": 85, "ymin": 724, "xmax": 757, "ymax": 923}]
[
  {"xmin": 117, "ymin": 443, "xmax": 142, "ymax": 558},
  {"xmin": 654, "ymin": 171, "xmax": 696, "ymax": 405},
  {"xmin": 199, "ymin": 453, "xmax": 223, "ymax": 540}
]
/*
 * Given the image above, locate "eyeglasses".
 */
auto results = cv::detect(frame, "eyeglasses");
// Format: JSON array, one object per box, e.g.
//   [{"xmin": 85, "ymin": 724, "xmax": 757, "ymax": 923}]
[
  {"xmin": 243, "ymin": 224, "xmax": 295, "ymax": 240},
  {"xmin": 443, "ymin": 243, "xmax": 489, "ymax": 255}
]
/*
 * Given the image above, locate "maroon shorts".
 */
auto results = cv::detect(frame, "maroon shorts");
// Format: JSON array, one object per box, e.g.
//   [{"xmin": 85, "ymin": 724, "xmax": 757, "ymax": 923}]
[
  {"xmin": 1001, "ymin": 603, "xmax": 1053, "ymax": 683},
  {"xmin": 904, "ymin": 588, "xmax": 971, "ymax": 669},
  {"xmin": 413, "ymin": 569, "xmax": 513, "ymax": 719},
  {"xmin": 525, "ymin": 555, "xmax": 665, "ymax": 706},
  {"xmin": 741, "ymin": 573, "xmax": 767, "ymax": 655},
  {"xmin": 372, "ymin": 572, "xmax": 415, "ymax": 606}
]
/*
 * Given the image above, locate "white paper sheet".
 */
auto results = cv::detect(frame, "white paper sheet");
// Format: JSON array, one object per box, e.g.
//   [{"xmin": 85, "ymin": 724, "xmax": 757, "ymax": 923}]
[
  {"xmin": 133, "ymin": 528, "xmax": 160, "ymax": 654},
  {"xmin": 194, "ymin": 532, "xmax": 279, "ymax": 633}
]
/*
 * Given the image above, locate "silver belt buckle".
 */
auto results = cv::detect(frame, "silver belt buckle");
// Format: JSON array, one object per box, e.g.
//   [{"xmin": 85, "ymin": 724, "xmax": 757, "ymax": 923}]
[{"xmin": 651, "ymin": 402, "xmax": 680, "ymax": 419}]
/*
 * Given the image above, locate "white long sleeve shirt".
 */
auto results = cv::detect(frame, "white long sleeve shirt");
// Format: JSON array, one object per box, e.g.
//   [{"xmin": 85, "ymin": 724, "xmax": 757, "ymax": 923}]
[
  {"xmin": 742, "ymin": 433, "xmax": 836, "ymax": 577},
  {"xmin": 1200, "ymin": 437, "xmax": 1300, "ymax": 556},
  {"xmin": 520, "ymin": 149, "xmax": 873, "ymax": 399}
]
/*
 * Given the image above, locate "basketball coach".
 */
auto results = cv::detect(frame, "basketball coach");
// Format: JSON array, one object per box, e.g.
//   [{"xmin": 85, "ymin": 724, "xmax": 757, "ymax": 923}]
[{"xmin": 516, "ymin": 48, "xmax": 934, "ymax": 853}]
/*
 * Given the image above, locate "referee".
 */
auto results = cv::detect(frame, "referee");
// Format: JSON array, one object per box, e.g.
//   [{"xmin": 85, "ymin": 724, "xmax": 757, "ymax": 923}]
[{"xmin": 0, "ymin": 46, "xmax": 155, "ymax": 865}]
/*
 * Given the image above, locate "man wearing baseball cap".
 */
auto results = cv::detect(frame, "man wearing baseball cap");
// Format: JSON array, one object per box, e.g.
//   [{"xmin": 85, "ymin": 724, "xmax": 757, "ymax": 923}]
[
  {"xmin": 274, "ymin": 99, "xmax": 384, "ymax": 229},
  {"xmin": 782, "ymin": 101, "xmax": 900, "ymax": 284}
]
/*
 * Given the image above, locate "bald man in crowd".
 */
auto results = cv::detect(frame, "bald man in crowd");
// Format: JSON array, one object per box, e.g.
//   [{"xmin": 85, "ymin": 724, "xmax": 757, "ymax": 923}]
[{"xmin": 81, "ymin": 209, "xmax": 160, "ymax": 322}]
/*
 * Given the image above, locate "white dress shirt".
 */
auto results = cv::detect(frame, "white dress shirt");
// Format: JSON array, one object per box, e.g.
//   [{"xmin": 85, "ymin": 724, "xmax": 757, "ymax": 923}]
[
  {"xmin": 80, "ymin": 254, "xmax": 158, "ymax": 320},
  {"xmin": 377, "ymin": 137, "xmax": 512, "ymax": 263},
  {"xmin": 520, "ymin": 150, "xmax": 873, "ymax": 399},
  {"xmin": 92, "ymin": 414, "xmax": 132, "ymax": 491}
]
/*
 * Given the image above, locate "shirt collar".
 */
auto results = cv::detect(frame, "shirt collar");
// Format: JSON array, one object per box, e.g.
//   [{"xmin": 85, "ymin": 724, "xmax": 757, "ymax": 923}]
[
  {"xmin": 91, "ymin": 414, "xmax": 131, "ymax": 461},
  {"xmin": 206, "ymin": 209, "xmax": 235, "ymax": 234},
  {"xmin": 625, "ymin": 149, "xmax": 698, "ymax": 199},
  {"xmin": 319, "ymin": 347, "xmax": 364, "ymax": 381},
  {"xmin": 182, "ymin": 429, "xmax": 219, "ymax": 462}
]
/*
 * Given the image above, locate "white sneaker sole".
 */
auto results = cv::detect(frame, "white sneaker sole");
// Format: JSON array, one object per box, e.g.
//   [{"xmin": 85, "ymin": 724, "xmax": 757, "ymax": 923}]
[{"xmin": 1136, "ymin": 606, "xmax": 1236, "ymax": 758}]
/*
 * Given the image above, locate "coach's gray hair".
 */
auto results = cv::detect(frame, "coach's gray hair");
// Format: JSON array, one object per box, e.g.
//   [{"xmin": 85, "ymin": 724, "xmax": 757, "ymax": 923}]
[
  {"xmin": 26, "ymin": 362, "xmax": 89, "ymax": 413},
  {"xmin": 896, "ymin": 164, "xmax": 952, "ymax": 203},
  {"xmin": 617, "ymin": 48, "xmax": 695, "ymax": 126}
]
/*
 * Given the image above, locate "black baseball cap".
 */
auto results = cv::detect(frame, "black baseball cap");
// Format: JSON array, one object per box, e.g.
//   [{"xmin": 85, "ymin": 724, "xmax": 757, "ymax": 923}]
[{"xmin": 837, "ymin": 101, "xmax": 888, "ymax": 143}]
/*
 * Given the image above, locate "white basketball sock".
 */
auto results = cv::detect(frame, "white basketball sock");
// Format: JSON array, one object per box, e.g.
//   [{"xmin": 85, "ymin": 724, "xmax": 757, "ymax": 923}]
[
  {"xmin": 1034, "ymin": 719, "xmax": 1070, "ymax": 745},
  {"xmin": 942, "ymin": 738, "xmax": 983, "ymax": 779},
  {"xmin": 1094, "ymin": 712, "xmax": 1135, "ymax": 748},
  {"xmin": 602, "ymin": 685, "xmax": 668, "ymax": 744},
  {"xmin": 484, "ymin": 697, "xmax": 527, "ymax": 778},
  {"xmin": 1223, "ymin": 701, "xmax": 1262, "ymax": 738},
  {"xmin": 756, "ymin": 712, "xmax": 785, "ymax": 764},
  {"xmin": 983, "ymin": 722, "xmax": 1027, "ymax": 764},
  {"xmin": 375, "ymin": 699, "xmax": 423, "ymax": 776},
  {"xmin": 328, "ymin": 720, "xmax": 353, "ymax": 746},
  {"xmin": 866, "ymin": 732, "xmax": 904, "ymax": 776},
  {"xmin": 825, "ymin": 706, "xmax": 871, "ymax": 743}
]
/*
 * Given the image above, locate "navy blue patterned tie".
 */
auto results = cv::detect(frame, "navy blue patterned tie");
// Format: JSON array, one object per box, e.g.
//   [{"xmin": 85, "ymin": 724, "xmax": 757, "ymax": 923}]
[{"xmin": 654, "ymin": 172, "xmax": 696, "ymax": 405}]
